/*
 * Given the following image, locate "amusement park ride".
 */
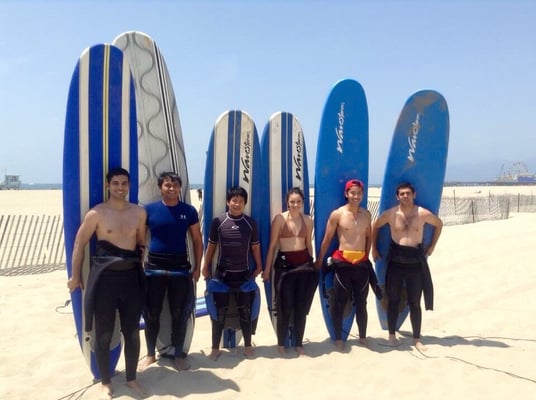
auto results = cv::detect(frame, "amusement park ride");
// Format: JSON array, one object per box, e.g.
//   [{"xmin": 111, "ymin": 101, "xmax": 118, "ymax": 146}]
[{"xmin": 497, "ymin": 162, "xmax": 536, "ymax": 183}]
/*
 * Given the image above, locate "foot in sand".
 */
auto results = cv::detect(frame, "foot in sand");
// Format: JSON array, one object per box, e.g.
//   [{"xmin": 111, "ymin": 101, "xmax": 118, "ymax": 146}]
[
  {"xmin": 295, "ymin": 346, "xmax": 309, "ymax": 357},
  {"xmin": 98, "ymin": 383, "xmax": 112, "ymax": 400},
  {"xmin": 388, "ymin": 334, "xmax": 400, "ymax": 347},
  {"xmin": 244, "ymin": 346, "xmax": 255, "ymax": 358},
  {"xmin": 414, "ymin": 339, "xmax": 428, "ymax": 351},
  {"xmin": 334, "ymin": 340, "xmax": 345, "ymax": 351},
  {"xmin": 277, "ymin": 346, "xmax": 287, "ymax": 357},
  {"xmin": 207, "ymin": 349, "xmax": 221, "ymax": 361},
  {"xmin": 126, "ymin": 380, "xmax": 149, "ymax": 399},
  {"xmin": 358, "ymin": 337, "xmax": 369, "ymax": 347},
  {"xmin": 174, "ymin": 356, "xmax": 191, "ymax": 371},
  {"xmin": 138, "ymin": 355, "xmax": 156, "ymax": 372}
]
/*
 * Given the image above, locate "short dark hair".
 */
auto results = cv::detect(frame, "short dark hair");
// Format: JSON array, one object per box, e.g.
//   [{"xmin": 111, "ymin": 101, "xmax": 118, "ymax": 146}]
[
  {"xmin": 227, "ymin": 186, "xmax": 248, "ymax": 204},
  {"xmin": 106, "ymin": 167, "xmax": 130, "ymax": 183},
  {"xmin": 157, "ymin": 171, "xmax": 182, "ymax": 188},
  {"xmin": 396, "ymin": 182, "xmax": 415, "ymax": 195}
]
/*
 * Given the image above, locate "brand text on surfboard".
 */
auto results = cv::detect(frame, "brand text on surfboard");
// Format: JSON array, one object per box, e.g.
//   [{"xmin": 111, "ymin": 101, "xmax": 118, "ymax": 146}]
[
  {"xmin": 294, "ymin": 132, "xmax": 303, "ymax": 181},
  {"xmin": 407, "ymin": 113, "xmax": 420, "ymax": 163},
  {"xmin": 336, "ymin": 102, "xmax": 345, "ymax": 154},
  {"xmin": 241, "ymin": 133, "xmax": 252, "ymax": 183}
]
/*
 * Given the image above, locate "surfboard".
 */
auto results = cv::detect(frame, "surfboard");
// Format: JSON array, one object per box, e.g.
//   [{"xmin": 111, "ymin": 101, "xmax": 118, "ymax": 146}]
[
  {"xmin": 203, "ymin": 110, "xmax": 262, "ymax": 348},
  {"xmin": 314, "ymin": 79, "xmax": 369, "ymax": 342},
  {"xmin": 112, "ymin": 30, "xmax": 195, "ymax": 358},
  {"xmin": 63, "ymin": 43, "xmax": 138, "ymax": 379},
  {"xmin": 260, "ymin": 111, "xmax": 312, "ymax": 347},
  {"xmin": 374, "ymin": 90, "xmax": 449, "ymax": 330}
]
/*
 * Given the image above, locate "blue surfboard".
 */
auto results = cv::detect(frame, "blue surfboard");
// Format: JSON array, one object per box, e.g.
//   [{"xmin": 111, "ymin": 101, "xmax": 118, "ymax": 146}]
[
  {"xmin": 374, "ymin": 90, "xmax": 449, "ymax": 330},
  {"xmin": 203, "ymin": 110, "xmax": 262, "ymax": 348},
  {"xmin": 314, "ymin": 79, "xmax": 369, "ymax": 341},
  {"xmin": 63, "ymin": 44, "xmax": 138, "ymax": 379},
  {"xmin": 260, "ymin": 111, "xmax": 311, "ymax": 347}
]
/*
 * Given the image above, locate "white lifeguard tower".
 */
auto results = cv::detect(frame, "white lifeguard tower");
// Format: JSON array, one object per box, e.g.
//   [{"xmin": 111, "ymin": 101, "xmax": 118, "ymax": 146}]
[{"xmin": 0, "ymin": 174, "xmax": 22, "ymax": 190}]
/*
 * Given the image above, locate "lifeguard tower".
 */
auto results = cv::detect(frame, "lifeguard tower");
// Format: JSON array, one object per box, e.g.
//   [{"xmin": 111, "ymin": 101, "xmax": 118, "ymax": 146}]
[{"xmin": 0, "ymin": 174, "xmax": 22, "ymax": 190}]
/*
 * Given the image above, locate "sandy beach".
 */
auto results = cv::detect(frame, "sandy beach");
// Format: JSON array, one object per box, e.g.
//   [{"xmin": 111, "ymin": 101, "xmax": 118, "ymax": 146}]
[{"xmin": 1, "ymin": 188, "xmax": 535, "ymax": 399}]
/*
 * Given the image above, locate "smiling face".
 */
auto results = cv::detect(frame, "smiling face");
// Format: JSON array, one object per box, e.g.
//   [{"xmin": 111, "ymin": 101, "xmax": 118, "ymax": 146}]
[
  {"xmin": 227, "ymin": 195, "xmax": 246, "ymax": 216},
  {"xmin": 159, "ymin": 177, "xmax": 181, "ymax": 204},
  {"xmin": 396, "ymin": 186, "xmax": 416, "ymax": 206},
  {"xmin": 345, "ymin": 184, "xmax": 363, "ymax": 206},
  {"xmin": 287, "ymin": 192, "xmax": 304, "ymax": 213},
  {"xmin": 107, "ymin": 174, "xmax": 130, "ymax": 200}
]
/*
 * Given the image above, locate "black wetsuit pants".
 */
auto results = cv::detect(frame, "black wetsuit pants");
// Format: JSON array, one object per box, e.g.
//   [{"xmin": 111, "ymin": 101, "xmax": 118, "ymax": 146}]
[
  {"xmin": 387, "ymin": 262, "xmax": 423, "ymax": 338},
  {"xmin": 275, "ymin": 270, "xmax": 311, "ymax": 347},
  {"xmin": 332, "ymin": 265, "xmax": 369, "ymax": 340},
  {"xmin": 94, "ymin": 267, "xmax": 143, "ymax": 384},
  {"xmin": 143, "ymin": 274, "xmax": 191, "ymax": 358},
  {"xmin": 211, "ymin": 290, "xmax": 254, "ymax": 349}
]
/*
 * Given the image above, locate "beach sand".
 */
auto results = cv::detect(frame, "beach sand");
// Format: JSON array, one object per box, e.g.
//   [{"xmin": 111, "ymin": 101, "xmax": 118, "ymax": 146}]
[{"xmin": 1, "ymin": 188, "xmax": 535, "ymax": 399}]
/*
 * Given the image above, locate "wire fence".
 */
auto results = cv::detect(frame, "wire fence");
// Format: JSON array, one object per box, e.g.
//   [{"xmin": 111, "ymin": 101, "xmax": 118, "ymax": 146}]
[{"xmin": 1, "ymin": 193, "xmax": 535, "ymax": 275}]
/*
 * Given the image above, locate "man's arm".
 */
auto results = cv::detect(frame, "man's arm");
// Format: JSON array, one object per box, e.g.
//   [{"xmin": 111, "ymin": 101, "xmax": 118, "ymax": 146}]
[
  {"xmin": 67, "ymin": 209, "xmax": 99, "ymax": 291},
  {"xmin": 422, "ymin": 209, "xmax": 443, "ymax": 256},
  {"xmin": 314, "ymin": 209, "xmax": 338, "ymax": 269},
  {"xmin": 371, "ymin": 210, "xmax": 390, "ymax": 261},
  {"xmin": 201, "ymin": 242, "xmax": 216, "ymax": 279},
  {"xmin": 251, "ymin": 243, "xmax": 263, "ymax": 278},
  {"xmin": 189, "ymin": 222, "xmax": 204, "ymax": 281}
]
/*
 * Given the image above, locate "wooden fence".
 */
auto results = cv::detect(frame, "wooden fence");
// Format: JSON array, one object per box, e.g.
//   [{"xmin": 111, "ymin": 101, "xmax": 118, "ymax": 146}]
[{"xmin": 0, "ymin": 214, "xmax": 65, "ymax": 271}]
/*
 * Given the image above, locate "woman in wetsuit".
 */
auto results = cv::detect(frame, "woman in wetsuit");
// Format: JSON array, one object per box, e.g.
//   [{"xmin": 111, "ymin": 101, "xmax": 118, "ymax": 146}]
[{"xmin": 263, "ymin": 187, "xmax": 317, "ymax": 357}]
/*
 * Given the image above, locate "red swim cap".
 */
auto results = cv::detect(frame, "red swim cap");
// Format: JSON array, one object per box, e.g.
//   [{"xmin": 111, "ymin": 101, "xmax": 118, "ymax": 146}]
[{"xmin": 344, "ymin": 179, "xmax": 364, "ymax": 192}]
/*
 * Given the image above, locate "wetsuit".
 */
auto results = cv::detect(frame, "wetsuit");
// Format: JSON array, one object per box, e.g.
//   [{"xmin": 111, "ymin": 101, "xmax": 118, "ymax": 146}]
[
  {"xmin": 208, "ymin": 212, "xmax": 259, "ymax": 349},
  {"xmin": 330, "ymin": 251, "xmax": 372, "ymax": 340},
  {"xmin": 273, "ymin": 214, "xmax": 317, "ymax": 347},
  {"xmin": 274, "ymin": 249, "xmax": 317, "ymax": 347},
  {"xmin": 386, "ymin": 241, "xmax": 434, "ymax": 339},
  {"xmin": 85, "ymin": 240, "xmax": 144, "ymax": 384},
  {"xmin": 144, "ymin": 200, "xmax": 198, "ymax": 358}
]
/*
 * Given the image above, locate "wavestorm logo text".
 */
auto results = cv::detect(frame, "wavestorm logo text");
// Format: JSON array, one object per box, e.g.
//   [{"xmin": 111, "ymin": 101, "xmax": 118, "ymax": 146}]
[
  {"xmin": 293, "ymin": 132, "xmax": 303, "ymax": 181},
  {"xmin": 335, "ymin": 102, "xmax": 345, "ymax": 154},
  {"xmin": 241, "ymin": 133, "xmax": 252, "ymax": 183},
  {"xmin": 407, "ymin": 113, "xmax": 420, "ymax": 163}
]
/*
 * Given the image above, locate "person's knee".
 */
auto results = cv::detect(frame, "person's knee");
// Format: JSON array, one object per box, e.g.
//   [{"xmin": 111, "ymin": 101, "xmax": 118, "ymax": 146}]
[{"xmin": 96, "ymin": 330, "xmax": 113, "ymax": 350}]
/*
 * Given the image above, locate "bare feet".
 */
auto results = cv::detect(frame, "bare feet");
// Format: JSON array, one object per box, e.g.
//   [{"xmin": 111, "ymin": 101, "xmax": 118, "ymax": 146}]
[
  {"xmin": 277, "ymin": 346, "xmax": 287, "ymax": 356},
  {"xmin": 334, "ymin": 340, "xmax": 344, "ymax": 351},
  {"xmin": 138, "ymin": 355, "xmax": 156, "ymax": 372},
  {"xmin": 388, "ymin": 334, "xmax": 400, "ymax": 347},
  {"xmin": 358, "ymin": 337, "xmax": 369, "ymax": 347},
  {"xmin": 207, "ymin": 349, "xmax": 221, "ymax": 361},
  {"xmin": 295, "ymin": 346, "xmax": 309, "ymax": 357},
  {"xmin": 174, "ymin": 356, "xmax": 191, "ymax": 371},
  {"xmin": 98, "ymin": 383, "xmax": 112, "ymax": 400},
  {"xmin": 414, "ymin": 339, "xmax": 428, "ymax": 351},
  {"xmin": 126, "ymin": 380, "xmax": 149, "ymax": 399},
  {"xmin": 243, "ymin": 346, "xmax": 255, "ymax": 358}
]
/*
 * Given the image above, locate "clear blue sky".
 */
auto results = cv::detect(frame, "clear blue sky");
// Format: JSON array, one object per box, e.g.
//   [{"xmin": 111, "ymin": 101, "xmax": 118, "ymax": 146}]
[{"xmin": 1, "ymin": 0, "xmax": 535, "ymax": 184}]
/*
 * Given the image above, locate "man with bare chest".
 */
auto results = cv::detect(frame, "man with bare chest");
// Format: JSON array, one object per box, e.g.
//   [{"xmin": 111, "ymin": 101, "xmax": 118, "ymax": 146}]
[
  {"xmin": 316, "ymin": 179, "xmax": 380, "ymax": 349},
  {"xmin": 67, "ymin": 168, "xmax": 148, "ymax": 399},
  {"xmin": 372, "ymin": 182, "xmax": 443, "ymax": 351}
]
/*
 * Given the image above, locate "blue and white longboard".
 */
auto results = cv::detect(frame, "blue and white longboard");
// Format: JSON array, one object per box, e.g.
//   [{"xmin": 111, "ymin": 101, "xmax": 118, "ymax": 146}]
[
  {"xmin": 374, "ymin": 90, "xmax": 449, "ymax": 330},
  {"xmin": 113, "ymin": 31, "xmax": 197, "ymax": 356},
  {"xmin": 63, "ymin": 44, "xmax": 138, "ymax": 379},
  {"xmin": 260, "ymin": 112, "xmax": 311, "ymax": 347},
  {"xmin": 314, "ymin": 79, "xmax": 369, "ymax": 341},
  {"xmin": 203, "ymin": 110, "xmax": 262, "ymax": 348}
]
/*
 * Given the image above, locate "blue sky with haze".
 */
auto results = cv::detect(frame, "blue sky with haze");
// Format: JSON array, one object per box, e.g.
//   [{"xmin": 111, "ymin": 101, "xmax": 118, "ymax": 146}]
[{"xmin": 1, "ymin": 0, "xmax": 535, "ymax": 184}]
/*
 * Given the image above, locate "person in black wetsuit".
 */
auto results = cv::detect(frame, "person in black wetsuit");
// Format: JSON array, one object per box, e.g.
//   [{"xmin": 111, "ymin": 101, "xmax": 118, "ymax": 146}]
[
  {"xmin": 315, "ymin": 179, "xmax": 381, "ymax": 350},
  {"xmin": 262, "ymin": 187, "xmax": 317, "ymax": 357},
  {"xmin": 138, "ymin": 172, "xmax": 203, "ymax": 372},
  {"xmin": 67, "ymin": 168, "xmax": 148, "ymax": 399},
  {"xmin": 371, "ymin": 182, "xmax": 443, "ymax": 351},
  {"xmin": 201, "ymin": 186, "xmax": 263, "ymax": 361}
]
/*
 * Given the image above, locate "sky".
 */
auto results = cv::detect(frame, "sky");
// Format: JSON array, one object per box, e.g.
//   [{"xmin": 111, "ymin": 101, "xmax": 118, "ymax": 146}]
[{"xmin": 1, "ymin": 0, "xmax": 535, "ymax": 185}]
